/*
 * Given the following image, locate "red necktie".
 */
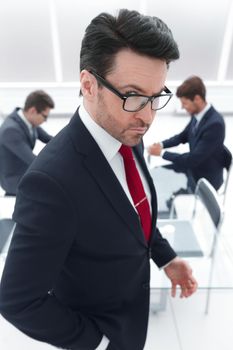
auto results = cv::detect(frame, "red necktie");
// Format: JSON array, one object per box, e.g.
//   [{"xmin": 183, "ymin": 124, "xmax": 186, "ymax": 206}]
[{"xmin": 119, "ymin": 145, "xmax": 151, "ymax": 241}]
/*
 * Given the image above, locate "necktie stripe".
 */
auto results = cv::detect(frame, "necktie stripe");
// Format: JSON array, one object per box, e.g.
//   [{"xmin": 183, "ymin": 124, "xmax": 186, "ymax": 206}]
[{"xmin": 135, "ymin": 196, "xmax": 147, "ymax": 208}]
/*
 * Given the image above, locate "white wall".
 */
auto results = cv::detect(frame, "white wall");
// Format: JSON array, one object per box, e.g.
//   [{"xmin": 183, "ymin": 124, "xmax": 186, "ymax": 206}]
[
  {"xmin": 1, "ymin": 83, "xmax": 233, "ymax": 116},
  {"xmin": 1, "ymin": 0, "xmax": 233, "ymax": 115}
]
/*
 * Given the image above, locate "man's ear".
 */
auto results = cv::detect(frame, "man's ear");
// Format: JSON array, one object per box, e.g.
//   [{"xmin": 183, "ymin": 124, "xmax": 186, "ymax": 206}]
[
  {"xmin": 27, "ymin": 106, "xmax": 37, "ymax": 115},
  {"xmin": 80, "ymin": 70, "xmax": 97, "ymax": 100},
  {"xmin": 193, "ymin": 95, "xmax": 202, "ymax": 104}
]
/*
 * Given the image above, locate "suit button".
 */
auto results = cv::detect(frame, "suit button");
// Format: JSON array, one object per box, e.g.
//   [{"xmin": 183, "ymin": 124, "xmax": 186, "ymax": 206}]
[{"xmin": 142, "ymin": 283, "xmax": 150, "ymax": 290}]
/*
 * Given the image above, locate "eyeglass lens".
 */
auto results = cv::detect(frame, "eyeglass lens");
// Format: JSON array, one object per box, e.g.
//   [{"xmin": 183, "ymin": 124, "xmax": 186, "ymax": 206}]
[{"xmin": 124, "ymin": 95, "xmax": 171, "ymax": 112}]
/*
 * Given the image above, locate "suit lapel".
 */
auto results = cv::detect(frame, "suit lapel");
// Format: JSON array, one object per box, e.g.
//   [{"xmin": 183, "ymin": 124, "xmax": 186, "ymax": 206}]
[
  {"xmin": 193, "ymin": 107, "xmax": 213, "ymax": 139},
  {"xmin": 68, "ymin": 112, "xmax": 147, "ymax": 247},
  {"xmin": 12, "ymin": 111, "xmax": 35, "ymax": 147}
]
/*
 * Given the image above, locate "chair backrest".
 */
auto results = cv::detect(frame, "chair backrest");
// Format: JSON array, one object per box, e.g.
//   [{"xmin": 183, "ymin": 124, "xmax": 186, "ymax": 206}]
[
  {"xmin": 195, "ymin": 178, "xmax": 222, "ymax": 228},
  {"xmin": 0, "ymin": 195, "xmax": 16, "ymax": 255},
  {"xmin": 0, "ymin": 218, "xmax": 15, "ymax": 253},
  {"xmin": 222, "ymin": 146, "xmax": 232, "ymax": 171},
  {"xmin": 218, "ymin": 146, "xmax": 233, "ymax": 205}
]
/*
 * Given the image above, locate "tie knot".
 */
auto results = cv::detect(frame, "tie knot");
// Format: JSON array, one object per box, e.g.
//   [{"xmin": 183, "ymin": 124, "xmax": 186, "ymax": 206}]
[
  {"xmin": 119, "ymin": 145, "xmax": 133, "ymax": 159},
  {"xmin": 192, "ymin": 116, "xmax": 197, "ymax": 126},
  {"xmin": 191, "ymin": 116, "xmax": 198, "ymax": 134}
]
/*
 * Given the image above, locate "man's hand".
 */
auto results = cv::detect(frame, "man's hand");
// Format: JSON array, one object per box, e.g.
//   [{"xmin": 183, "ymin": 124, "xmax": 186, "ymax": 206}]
[
  {"xmin": 148, "ymin": 142, "xmax": 163, "ymax": 156},
  {"xmin": 164, "ymin": 257, "xmax": 198, "ymax": 298}
]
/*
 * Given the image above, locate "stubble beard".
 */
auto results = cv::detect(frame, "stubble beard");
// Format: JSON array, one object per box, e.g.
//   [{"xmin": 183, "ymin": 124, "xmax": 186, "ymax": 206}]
[{"xmin": 96, "ymin": 95, "xmax": 149, "ymax": 145}]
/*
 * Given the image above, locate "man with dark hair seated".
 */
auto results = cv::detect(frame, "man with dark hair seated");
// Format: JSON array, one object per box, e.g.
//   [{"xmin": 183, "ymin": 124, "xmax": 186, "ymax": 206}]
[
  {"xmin": 0, "ymin": 90, "xmax": 54, "ymax": 195},
  {"xmin": 148, "ymin": 76, "xmax": 226, "ymax": 208}
]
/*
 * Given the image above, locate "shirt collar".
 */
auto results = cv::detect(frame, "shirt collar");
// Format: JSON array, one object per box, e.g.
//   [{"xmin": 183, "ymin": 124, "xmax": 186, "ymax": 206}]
[
  {"xmin": 194, "ymin": 103, "xmax": 211, "ymax": 123},
  {"xmin": 79, "ymin": 101, "xmax": 121, "ymax": 162},
  {"xmin": 17, "ymin": 108, "xmax": 33, "ymax": 131}
]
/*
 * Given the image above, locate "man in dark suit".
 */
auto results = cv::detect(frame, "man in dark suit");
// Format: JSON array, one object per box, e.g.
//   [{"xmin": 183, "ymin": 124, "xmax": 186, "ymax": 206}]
[
  {"xmin": 148, "ymin": 76, "xmax": 226, "ymax": 194},
  {"xmin": 0, "ymin": 90, "xmax": 54, "ymax": 195},
  {"xmin": 0, "ymin": 9, "xmax": 197, "ymax": 350}
]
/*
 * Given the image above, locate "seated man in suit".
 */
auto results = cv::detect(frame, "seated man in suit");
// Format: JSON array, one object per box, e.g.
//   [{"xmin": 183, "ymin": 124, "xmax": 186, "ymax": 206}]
[
  {"xmin": 0, "ymin": 90, "xmax": 55, "ymax": 195},
  {"xmin": 148, "ymin": 76, "xmax": 226, "ymax": 205}
]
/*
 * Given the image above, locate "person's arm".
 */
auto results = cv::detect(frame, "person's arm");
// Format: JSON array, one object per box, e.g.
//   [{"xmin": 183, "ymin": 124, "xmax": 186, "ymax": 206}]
[
  {"xmin": 147, "ymin": 142, "xmax": 163, "ymax": 156},
  {"xmin": 2, "ymin": 127, "xmax": 36, "ymax": 165},
  {"xmin": 0, "ymin": 171, "xmax": 103, "ymax": 350},
  {"xmin": 151, "ymin": 228, "xmax": 177, "ymax": 268},
  {"xmin": 37, "ymin": 126, "xmax": 53, "ymax": 143},
  {"xmin": 163, "ymin": 123, "xmax": 224, "ymax": 169},
  {"xmin": 148, "ymin": 123, "xmax": 190, "ymax": 157},
  {"xmin": 150, "ymin": 229, "xmax": 197, "ymax": 297},
  {"xmin": 161, "ymin": 129, "xmax": 188, "ymax": 149}
]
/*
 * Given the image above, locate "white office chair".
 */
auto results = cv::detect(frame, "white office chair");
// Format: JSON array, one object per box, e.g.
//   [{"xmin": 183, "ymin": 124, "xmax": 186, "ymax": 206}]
[
  {"xmin": 170, "ymin": 146, "xmax": 232, "ymax": 219},
  {"xmin": 155, "ymin": 178, "xmax": 224, "ymax": 314},
  {"xmin": 0, "ymin": 195, "xmax": 16, "ymax": 256}
]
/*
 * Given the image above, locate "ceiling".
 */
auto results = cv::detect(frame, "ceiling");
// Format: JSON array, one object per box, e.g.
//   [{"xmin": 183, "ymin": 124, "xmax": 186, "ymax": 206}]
[{"xmin": 0, "ymin": 0, "xmax": 233, "ymax": 85}]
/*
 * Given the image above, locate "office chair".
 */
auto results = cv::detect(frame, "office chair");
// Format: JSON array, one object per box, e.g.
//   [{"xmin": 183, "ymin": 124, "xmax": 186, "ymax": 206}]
[
  {"xmin": 220, "ymin": 146, "xmax": 232, "ymax": 206},
  {"xmin": 170, "ymin": 146, "xmax": 232, "ymax": 219},
  {"xmin": 153, "ymin": 178, "xmax": 224, "ymax": 314},
  {"xmin": 0, "ymin": 219, "xmax": 15, "ymax": 253},
  {"xmin": 0, "ymin": 195, "xmax": 16, "ymax": 255}
]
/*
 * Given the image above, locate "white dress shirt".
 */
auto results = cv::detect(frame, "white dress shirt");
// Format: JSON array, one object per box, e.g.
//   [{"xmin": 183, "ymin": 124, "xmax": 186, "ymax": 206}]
[
  {"xmin": 194, "ymin": 102, "xmax": 211, "ymax": 126},
  {"xmin": 95, "ymin": 335, "xmax": 110, "ymax": 350},
  {"xmin": 17, "ymin": 108, "xmax": 34, "ymax": 137},
  {"xmin": 79, "ymin": 101, "xmax": 153, "ymax": 349},
  {"xmin": 79, "ymin": 102, "xmax": 152, "ymax": 212}
]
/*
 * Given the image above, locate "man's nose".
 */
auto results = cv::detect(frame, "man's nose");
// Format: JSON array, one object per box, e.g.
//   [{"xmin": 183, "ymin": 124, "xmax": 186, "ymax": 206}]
[
  {"xmin": 134, "ymin": 102, "xmax": 155, "ymax": 124},
  {"xmin": 181, "ymin": 103, "xmax": 186, "ymax": 109}
]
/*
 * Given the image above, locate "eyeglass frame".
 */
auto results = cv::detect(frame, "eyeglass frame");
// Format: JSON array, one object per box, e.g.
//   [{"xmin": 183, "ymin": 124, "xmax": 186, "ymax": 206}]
[
  {"xmin": 39, "ymin": 112, "xmax": 48, "ymax": 120},
  {"xmin": 89, "ymin": 70, "xmax": 173, "ymax": 112}
]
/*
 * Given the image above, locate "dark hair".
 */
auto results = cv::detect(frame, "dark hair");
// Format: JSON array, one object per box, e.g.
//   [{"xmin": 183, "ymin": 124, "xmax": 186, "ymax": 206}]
[
  {"xmin": 176, "ymin": 76, "xmax": 206, "ymax": 101},
  {"xmin": 24, "ymin": 90, "xmax": 55, "ymax": 113},
  {"xmin": 80, "ymin": 8, "xmax": 179, "ymax": 78}
]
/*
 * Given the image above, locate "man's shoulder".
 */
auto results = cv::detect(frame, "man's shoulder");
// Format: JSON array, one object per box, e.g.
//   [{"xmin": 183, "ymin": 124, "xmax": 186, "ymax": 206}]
[
  {"xmin": 202, "ymin": 106, "xmax": 225, "ymax": 129},
  {"xmin": 0, "ymin": 112, "xmax": 23, "ymax": 136},
  {"xmin": 2, "ymin": 108, "xmax": 21, "ymax": 125},
  {"xmin": 207, "ymin": 106, "xmax": 224, "ymax": 121}
]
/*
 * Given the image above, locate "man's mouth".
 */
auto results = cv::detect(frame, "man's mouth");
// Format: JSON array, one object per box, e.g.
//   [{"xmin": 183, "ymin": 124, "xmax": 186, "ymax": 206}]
[{"xmin": 129, "ymin": 127, "xmax": 148, "ymax": 134}]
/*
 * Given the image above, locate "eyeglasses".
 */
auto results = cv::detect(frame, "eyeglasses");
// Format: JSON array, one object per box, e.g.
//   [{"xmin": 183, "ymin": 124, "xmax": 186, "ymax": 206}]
[
  {"xmin": 40, "ymin": 112, "xmax": 48, "ymax": 120},
  {"xmin": 90, "ymin": 71, "xmax": 173, "ymax": 112}
]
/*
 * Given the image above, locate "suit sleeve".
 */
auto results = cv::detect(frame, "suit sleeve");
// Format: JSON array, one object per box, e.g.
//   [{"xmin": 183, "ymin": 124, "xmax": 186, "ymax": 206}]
[
  {"xmin": 0, "ymin": 171, "xmax": 102, "ymax": 350},
  {"xmin": 151, "ymin": 228, "xmax": 177, "ymax": 268},
  {"xmin": 162, "ymin": 123, "xmax": 190, "ymax": 148},
  {"xmin": 37, "ymin": 127, "xmax": 52, "ymax": 143},
  {"xmin": 162, "ymin": 122, "xmax": 224, "ymax": 169},
  {"xmin": 2, "ymin": 127, "xmax": 35, "ymax": 165}
]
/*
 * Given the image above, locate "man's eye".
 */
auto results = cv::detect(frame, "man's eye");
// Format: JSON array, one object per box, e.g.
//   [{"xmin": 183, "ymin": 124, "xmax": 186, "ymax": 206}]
[{"xmin": 125, "ymin": 91, "xmax": 139, "ymax": 96}]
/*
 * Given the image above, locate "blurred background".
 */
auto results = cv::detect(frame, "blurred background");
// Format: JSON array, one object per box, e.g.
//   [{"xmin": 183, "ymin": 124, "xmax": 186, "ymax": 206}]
[{"xmin": 0, "ymin": 0, "xmax": 233, "ymax": 116}]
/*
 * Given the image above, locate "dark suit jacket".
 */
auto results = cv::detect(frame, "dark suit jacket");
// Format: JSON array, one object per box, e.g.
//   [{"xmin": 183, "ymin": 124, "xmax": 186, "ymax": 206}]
[
  {"xmin": 162, "ymin": 106, "xmax": 225, "ymax": 190},
  {"xmin": 0, "ymin": 109, "xmax": 176, "ymax": 350},
  {"xmin": 0, "ymin": 108, "xmax": 52, "ymax": 194}
]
